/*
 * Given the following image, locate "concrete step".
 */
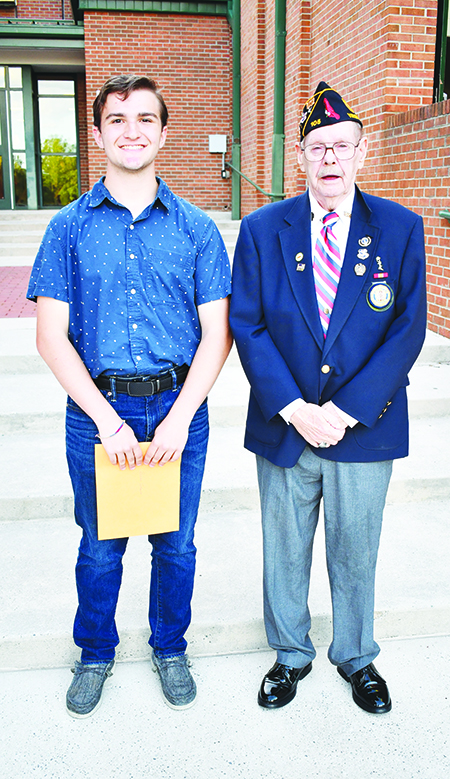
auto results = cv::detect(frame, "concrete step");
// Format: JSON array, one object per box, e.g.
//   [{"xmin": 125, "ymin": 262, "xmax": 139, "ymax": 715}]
[
  {"xmin": 0, "ymin": 328, "xmax": 449, "ymax": 520},
  {"xmin": 1, "ymin": 405, "xmax": 449, "ymax": 521},
  {"xmin": 2, "ymin": 359, "xmax": 449, "ymax": 434},
  {"xmin": 1, "ymin": 497, "xmax": 448, "ymax": 670},
  {"xmin": 0, "ymin": 245, "xmax": 42, "ymax": 258},
  {"xmin": 0, "ymin": 231, "xmax": 48, "ymax": 242},
  {"xmin": 0, "ymin": 210, "xmax": 58, "ymax": 220}
]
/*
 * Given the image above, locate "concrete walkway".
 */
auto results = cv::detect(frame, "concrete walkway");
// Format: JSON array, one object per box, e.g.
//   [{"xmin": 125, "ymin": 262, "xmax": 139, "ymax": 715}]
[{"xmin": 1, "ymin": 637, "xmax": 449, "ymax": 778}]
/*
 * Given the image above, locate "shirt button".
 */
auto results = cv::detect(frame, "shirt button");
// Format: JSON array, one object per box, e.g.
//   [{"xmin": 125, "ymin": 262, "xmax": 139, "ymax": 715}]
[
  {"xmin": 132, "ymin": 323, "xmax": 138, "ymax": 330},
  {"xmin": 131, "ymin": 289, "xmax": 136, "ymax": 294},
  {"xmin": 321, "ymin": 364, "xmax": 331, "ymax": 374},
  {"xmin": 130, "ymin": 225, "xmax": 134, "ymax": 230},
  {"xmin": 136, "ymin": 355, "xmax": 142, "ymax": 361},
  {"xmin": 130, "ymin": 253, "xmax": 135, "ymax": 259}
]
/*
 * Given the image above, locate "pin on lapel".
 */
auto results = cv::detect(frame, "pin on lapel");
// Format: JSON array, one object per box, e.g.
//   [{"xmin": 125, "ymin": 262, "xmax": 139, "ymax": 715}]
[
  {"xmin": 358, "ymin": 236, "xmax": 372, "ymax": 247},
  {"xmin": 295, "ymin": 252, "xmax": 305, "ymax": 271},
  {"xmin": 357, "ymin": 248, "xmax": 369, "ymax": 260},
  {"xmin": 354, "ymin": 263, "xmax": 366, "ymax": 276}
]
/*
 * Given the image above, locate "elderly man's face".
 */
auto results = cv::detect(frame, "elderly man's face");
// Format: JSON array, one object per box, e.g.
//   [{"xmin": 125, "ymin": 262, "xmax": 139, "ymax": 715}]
[{"xmin": 296, "ymin": 121, "xmax": 368, "ymax": 210}]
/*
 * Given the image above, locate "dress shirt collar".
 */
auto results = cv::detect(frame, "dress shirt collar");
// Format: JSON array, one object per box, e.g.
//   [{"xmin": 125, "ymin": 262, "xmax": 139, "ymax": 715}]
[
  {"xmin": 89, "ymin": 176, "xmax": 171, "ymax": 216},
  {"xmin": 308, "ymin": 186, "xmax": 355, "ymax": 227}
]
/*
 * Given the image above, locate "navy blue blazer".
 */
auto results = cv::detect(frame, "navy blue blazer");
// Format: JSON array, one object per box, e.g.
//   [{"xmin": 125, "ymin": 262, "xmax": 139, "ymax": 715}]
[{"xmin": 229, "ymin": 187, "xmax": 427, "ymax": 466}]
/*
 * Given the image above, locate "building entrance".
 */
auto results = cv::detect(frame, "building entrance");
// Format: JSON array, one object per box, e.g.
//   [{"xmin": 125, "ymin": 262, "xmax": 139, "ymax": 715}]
[{"xmin": 0, "ymin": 66, "xmax": 80, "ymax": 209}]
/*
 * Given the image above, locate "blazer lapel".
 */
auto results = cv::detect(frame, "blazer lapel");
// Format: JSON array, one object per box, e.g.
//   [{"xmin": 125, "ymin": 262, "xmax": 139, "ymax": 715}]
[
  {"xmin": 323, "ymin": 190, "xmax": 380, "ymax": 355},
  {"xmin": 279, "ymin": 194, "xmax": 324, "ymax": 349}
]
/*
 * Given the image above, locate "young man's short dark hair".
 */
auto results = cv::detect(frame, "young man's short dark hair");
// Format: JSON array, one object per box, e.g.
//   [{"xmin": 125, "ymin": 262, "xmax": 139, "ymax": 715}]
[{"xmin": 93, "ymin": 74, "xmax": 169, "ymax": 130}]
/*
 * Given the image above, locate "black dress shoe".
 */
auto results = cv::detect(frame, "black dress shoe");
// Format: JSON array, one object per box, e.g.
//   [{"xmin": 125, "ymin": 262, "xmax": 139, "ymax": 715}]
[
  {"xmin": 337, "ymin": 663, "xmax": 392, "ymax": 713},
  {"xmin": 258, "ymin": 661, "xmax": 312, "ymax": 709}
]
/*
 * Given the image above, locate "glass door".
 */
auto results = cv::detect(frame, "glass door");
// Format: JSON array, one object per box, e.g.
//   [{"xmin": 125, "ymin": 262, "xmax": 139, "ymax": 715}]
[
  {"xmin": 0, "ymin": 68, "xmax": 13, "ymax": 209},
  {"xmin": 36, "ymin": 79, "xmax": 79, "ymax": 207},
  {"xmin": 0, "ymin": 66, "xmax": 35, "ymax": 209}
]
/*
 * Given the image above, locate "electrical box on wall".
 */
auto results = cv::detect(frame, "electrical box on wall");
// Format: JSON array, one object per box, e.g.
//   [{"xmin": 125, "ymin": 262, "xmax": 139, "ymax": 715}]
[{"xmin": 208, "ymin": 135, "xmax": 227, "ymax": 154}]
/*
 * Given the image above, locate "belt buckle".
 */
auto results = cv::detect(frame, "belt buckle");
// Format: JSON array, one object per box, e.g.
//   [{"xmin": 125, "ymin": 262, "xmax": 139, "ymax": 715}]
[{"xmin": 127, "ymin": 377, "xmax": 163, "ymax": 397}]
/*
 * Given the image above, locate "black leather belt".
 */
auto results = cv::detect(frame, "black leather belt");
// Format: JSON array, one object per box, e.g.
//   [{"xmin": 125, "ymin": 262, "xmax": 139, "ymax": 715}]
[{"xmin": 94, "ymin": 364, "xmax": 189, "ymax": 397}]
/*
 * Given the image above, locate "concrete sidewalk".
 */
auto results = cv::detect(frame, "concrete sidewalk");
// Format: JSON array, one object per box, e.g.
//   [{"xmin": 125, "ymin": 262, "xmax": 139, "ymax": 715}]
[{"xmin": 1, "ymin": 636, "xmax": 449, "ymax": 779}]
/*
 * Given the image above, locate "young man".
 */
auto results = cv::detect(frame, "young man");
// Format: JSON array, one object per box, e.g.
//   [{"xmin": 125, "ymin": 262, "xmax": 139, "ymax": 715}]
[
  {"xmin": 230, "ymin": 82, "xmax": 426, "ymax": 713},
  {"xmin": 27, "ymin": 75, "xmax": 232, "ymax": 716}
]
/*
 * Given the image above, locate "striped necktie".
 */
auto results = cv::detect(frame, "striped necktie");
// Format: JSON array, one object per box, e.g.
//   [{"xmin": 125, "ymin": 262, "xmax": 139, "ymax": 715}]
[{"xmin": 313, "ymin": 211, "xmax": 342, "ymax": 337}]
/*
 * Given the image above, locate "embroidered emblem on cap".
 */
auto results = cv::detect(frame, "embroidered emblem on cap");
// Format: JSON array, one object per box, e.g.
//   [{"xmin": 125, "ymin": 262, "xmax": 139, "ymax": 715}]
[{"xmin": 324, "ymin": 97, "xmax": 340, "ymax": 120}]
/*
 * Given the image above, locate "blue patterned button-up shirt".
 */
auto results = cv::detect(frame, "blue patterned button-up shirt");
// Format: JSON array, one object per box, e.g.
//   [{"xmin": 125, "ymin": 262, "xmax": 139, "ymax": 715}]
[{"xmin": 27, "ymin": 178, "xmax": 231, "ymax": 377}]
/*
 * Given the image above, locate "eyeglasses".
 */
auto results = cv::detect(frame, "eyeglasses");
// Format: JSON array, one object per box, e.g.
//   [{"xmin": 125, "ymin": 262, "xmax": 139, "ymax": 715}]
[{"xmin": 301, "ymin": 141, "xmax": 360, "ymax": 162}]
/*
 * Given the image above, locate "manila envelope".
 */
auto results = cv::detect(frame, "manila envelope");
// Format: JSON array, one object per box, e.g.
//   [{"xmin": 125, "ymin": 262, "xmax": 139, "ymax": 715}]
[{"xmin": 95, "ymin": 442, "xmax": 180, "ymax": 540}]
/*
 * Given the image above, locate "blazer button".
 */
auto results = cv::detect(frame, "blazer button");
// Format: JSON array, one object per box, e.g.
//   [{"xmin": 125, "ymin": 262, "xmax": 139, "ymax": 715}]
[{"xmin": 321, "ymin": 364, "xmax": 331, "ymax": 374}]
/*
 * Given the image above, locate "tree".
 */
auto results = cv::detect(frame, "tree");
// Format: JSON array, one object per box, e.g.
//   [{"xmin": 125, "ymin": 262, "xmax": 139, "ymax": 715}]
[{"xmin": 41, "ymin": 136, "xmax": 78, "ymax": 206}]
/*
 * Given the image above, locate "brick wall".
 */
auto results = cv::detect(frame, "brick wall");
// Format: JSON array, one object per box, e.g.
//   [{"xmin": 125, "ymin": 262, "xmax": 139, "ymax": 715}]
[
  {"xmin": 240, "ymin": 0, "xmax": 271, "ymax": 213},
  {"xmin": 0, "ymin": 0, "xmax": 73, "ymax": 19},
  {"xmin": 76, "ymin": 72, "xmax": 89, "ymax": 194},
  {"xmin": 284, "ymin": 0, "xmax": 311, "ymax": 198},
  {"xmin": 360, "ymin": 102, "xmax": 450, "ymax": 339},
  {"xmin": 83, "ymin": 11, "xmax": 232, "ymax": 211}
]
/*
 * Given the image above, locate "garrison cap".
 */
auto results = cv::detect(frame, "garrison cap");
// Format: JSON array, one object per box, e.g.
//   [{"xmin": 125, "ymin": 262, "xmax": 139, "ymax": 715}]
[{"xmin": 299, "ymin": 81, "xmax": 362, "ymax": 139}]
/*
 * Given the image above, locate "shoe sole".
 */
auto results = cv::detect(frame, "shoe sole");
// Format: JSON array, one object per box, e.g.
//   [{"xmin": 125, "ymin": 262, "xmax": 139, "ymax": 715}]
[
  {"xmin": 337, "ymin": 666, "xmax": 392, "ymax": 714},
  {"xmin": 66, "ymin": 697, "xmax": 103, "ymax": 719},
  {"xmin": 258, "ymin": 662, "xmax": 313, "ymax": 709}
]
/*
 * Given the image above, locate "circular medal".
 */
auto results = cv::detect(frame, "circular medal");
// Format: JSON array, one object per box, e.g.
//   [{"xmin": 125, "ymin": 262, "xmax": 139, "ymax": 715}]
[{"xmin": 367, "ymin": 283, "xmax": 394, "ymax": 312}]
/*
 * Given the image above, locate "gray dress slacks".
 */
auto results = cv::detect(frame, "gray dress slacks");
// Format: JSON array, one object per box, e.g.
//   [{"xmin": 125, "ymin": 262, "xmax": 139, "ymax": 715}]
[{"xmin": 256, "ymin": 446, "xmax": 393, "ymax": 677}]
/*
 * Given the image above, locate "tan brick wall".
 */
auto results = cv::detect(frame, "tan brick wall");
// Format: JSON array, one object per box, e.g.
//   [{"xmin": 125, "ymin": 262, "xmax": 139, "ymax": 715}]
[{"xmin": 83, "ymin": 11, "xmax": 232, "ymax": 211}]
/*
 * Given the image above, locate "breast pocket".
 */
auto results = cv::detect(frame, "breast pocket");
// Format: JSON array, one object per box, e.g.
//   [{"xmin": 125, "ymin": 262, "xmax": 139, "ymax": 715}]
[{"xmin": 144, "ymin": 247, "xmax": 195, "ymax": 307}]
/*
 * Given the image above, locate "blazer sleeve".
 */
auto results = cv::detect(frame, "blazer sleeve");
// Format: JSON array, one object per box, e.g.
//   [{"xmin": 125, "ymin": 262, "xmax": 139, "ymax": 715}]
[
  {"xmin": 331, "ymin": 214, "xmax": 427, "ymax": 427},
  {"xmin": 230, "ymin": 216, "xmax": 304, "ymax": 423}
]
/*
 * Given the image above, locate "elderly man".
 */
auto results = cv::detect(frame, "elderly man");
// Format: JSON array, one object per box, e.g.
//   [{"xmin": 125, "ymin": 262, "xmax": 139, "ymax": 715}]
[{"xmin": 230, "ymin": 82, "xmax": 426, "ymax": 713}]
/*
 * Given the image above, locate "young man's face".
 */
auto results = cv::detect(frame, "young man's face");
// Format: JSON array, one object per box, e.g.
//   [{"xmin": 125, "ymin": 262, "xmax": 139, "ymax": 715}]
[{"xmin": 93, "ymin": 89, "xmax": 167, "ymax": 174}]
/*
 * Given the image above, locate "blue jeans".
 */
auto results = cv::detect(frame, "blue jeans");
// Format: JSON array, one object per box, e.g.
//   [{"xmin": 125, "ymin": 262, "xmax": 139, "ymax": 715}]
[
  {"xmin": 256, "ymin": 447, "xmax": 393, "ymax": 677},
  {"xmin": 65, "ymin": 387, "xmax": 209, "ymax": 664}
]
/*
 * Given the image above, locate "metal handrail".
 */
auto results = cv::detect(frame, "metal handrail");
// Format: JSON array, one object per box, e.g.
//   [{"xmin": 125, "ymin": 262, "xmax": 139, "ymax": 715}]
[
  {"xmin": 439, "ymin": 209, "xmax": 450, "ymax": 222},
  {"xmin": 226, "ymin": 162, "xmax": 285, "ymax": 201}
]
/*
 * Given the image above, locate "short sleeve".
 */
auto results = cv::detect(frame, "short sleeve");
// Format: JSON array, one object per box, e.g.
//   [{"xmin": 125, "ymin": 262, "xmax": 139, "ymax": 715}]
[
  {"xmin": 193, "ymin": 219, "xmax": 232, "ymax": 306},
  {"xmin": 27, "ymin": 219, "xmax": 69, "ymax": 303}
]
